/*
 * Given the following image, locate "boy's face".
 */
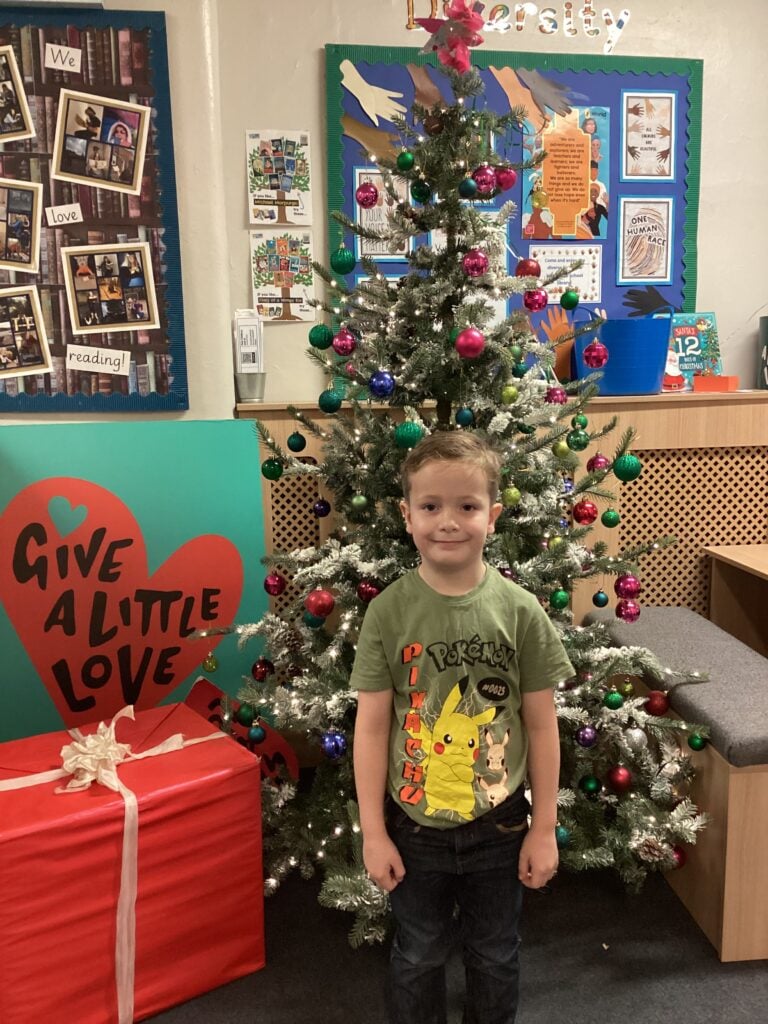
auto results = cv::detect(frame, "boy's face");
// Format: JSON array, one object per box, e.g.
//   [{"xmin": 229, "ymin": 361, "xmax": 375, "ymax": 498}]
[{"xmin": 400, "ymin": 460, "xmax": 501, "ymax": 582}]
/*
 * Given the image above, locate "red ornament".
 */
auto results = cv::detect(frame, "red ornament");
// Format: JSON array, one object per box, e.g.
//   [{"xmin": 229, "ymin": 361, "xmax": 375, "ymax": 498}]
[
  {"xmin": 344, "ymin": 361, "xmax": 358, "ymax": 377},
  {"xmin": 304, "ymin": 588, "xmax": 335, "ymax": 618},
  {"xmin": 607, "ymin": 765, "xmax": 633, "ymax": 793},
  {"xmin": 356, "ymin": 580, "xmax": 381, "ymax": 603},
  {"xmin": 355, "ymin": 181, "xmax": 379, "ymax": 208},
  {"xmin": 455, "ymin": 327, "xmax": 485, "ymax": 358},
  {"xmin": 471, "ymin": 164, "xmax": 497, "ymax": 194},
  {"xmin": 545, "ymin": 386, "xmax": 568, "ymax": 405},
  {"xmin": 461, "ymin": 248, "xmax": 489, "ymax": 277},
  {"xmin": 523, "ymin": 288, "xmax": 548, "ymax": 312},
  {"xmin": 587, "ymin": 452, "xmax": 611, "ymax": 472},
  {"xmin": 264, "ymin": 572, "xmax": 287, "ymax": 597},
  {"xmin": 644, "ymin": 690, "xmax": 670, "ymax": 716},
  {"xmin": 572, "ymin": 499, "xmax": 598, "ymax": 525},
  {"xmin": 583, "ymin": 340, "xmax": 609, "ymax": 369},
  {"xmin": 672, "ymin": 845, "xmax": 688, "ymax": 869},
  {"xmin": 615, "ymin": 598, "xmax": 641, "ymax": 623},
  {"xmin": 515, "ymin": 258, "xmax": 541, "ymax": 278},
  {"xmin": 495, "ymin": 166, "xmax": 518, "ymax": 191},
  {"xmin": 251, "ymin": 657, "xmax": 275, "ymax": 682},
  {"xmin": 614, "ymin": 573, "xmax": 641, "ymax": 599},
  {"xmin": 332, "ymin": 328, "xmax": 357, "ymax": 356}
]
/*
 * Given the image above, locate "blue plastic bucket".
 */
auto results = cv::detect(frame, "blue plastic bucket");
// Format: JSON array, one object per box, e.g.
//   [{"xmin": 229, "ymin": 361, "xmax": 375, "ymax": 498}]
[{"xmin": 575, "ymin": 316, "xmax": 671, "ymax": 396}]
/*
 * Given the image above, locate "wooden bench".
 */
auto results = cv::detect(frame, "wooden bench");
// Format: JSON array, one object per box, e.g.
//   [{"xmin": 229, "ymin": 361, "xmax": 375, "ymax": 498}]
[{"xmin": 585, "ymin": 606, "xmax": 768, "ymax": 962}]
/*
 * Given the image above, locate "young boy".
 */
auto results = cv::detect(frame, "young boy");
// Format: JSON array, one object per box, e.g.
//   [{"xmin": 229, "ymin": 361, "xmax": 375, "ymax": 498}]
[{"xmin": 351, "ymin": 431, "xmax": 573, "ymax": 1024}]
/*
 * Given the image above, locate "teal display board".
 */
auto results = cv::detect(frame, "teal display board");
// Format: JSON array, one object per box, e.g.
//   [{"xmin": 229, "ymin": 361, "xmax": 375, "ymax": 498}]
[{"xmin": 0, "ymin": 420, "xmax": 267, "ymax": 741}]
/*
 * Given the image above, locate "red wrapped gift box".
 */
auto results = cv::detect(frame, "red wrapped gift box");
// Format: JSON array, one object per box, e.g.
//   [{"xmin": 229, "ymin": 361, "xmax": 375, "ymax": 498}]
[{"xmin": 0, "ymin": 703, "xmax": 264, "ymax": 1024}]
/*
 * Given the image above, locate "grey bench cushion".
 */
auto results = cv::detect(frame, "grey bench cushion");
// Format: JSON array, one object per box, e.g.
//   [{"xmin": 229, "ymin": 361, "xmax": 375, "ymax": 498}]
[{"xmin": 584, "ymin": 607, "xmax": 768, "ymax": 767}]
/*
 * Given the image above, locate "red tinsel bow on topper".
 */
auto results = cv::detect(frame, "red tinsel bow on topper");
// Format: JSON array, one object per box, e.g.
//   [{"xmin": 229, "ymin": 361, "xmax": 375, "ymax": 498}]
[{"xmin": 416, "ymin": 1, "xmax": 485, "ymax": 75}]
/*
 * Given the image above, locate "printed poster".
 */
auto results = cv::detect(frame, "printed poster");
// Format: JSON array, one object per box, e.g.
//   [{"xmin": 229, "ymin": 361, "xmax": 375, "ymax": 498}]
[
  {"xmin": 250, "ymin": 229, "xmax": 315, "ymax": 322},
  {"xmin": 247, "ymin": 129, "xmax": 312, "ymax": 225},
  {"xmin": 622, "ymin": 91, "xmax": 676, "ymax": 181},
  {"xmin": 618, "ymin": 197, "xmax": 674, "ymax": 284},
  {"xmin": 353, "ymin": 166, "xmax": 411, "ymax": 260}
]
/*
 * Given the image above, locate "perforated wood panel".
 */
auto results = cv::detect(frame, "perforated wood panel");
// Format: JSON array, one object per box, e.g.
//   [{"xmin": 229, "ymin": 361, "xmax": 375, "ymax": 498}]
[
  {"xmin": 618, "ymin": 447, "xmax": 768, "ymax": 615},
  {"xmin": 268, "ymin": 457, "xmax": 321, "ymax": 617}
]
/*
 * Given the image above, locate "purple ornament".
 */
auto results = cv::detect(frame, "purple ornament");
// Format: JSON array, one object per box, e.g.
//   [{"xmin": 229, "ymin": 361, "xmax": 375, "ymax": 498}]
[
  {"xmin": 545, "ymin": 386, "xmax": 568, "ymax": 405},
  {"xmin": 616, "ymin": 598, "xmax": 641, "ymax": 623},
  {"xmin": 332, "ymin": 327, "xmax": 357, "ymax": 356},
  {"xmin": 369, "ymin": 370, "xmax": 396, "ymax": 398},
  {"xmin": 313, "ymin": 498, "xmax": 332, "ymax": 518},
  {"xmin": 614, "ymin": 574, "xmax": 641, "ymax": 599},
  {"xmin": 495, "ymin": 166, "xmax": 518, "ymax": 191},
  {"xmin": 471, "ymin": 164, "xmax": 497, "ymax": 194},
  {"xmin": 583, "ymin": 340, "xmax": 609, "ymax": 369},
  {"xmin": 576, "ymin": 724, "xmax": 598, "ymax": 748},
  {"xmin": 587, "ymin": 452, "xmax": 611, "ymax": 472},
  {"xmin": 523, "ymin": 288, "xmax": 548, "ymax": 312},
  {"xmin": 498, "ymin": 566, "xmax": 516, "ymax": 580},
  {"xmin": 462, "ymin": 248, "xmax": 490, "ymax": 277},
  {"xmin": 264, "ymin": 572, "xmax": 287, "ymax": 597},
  {"xmin": 455, "ymin": 327, "xmax": 485, "ymax": 359},
  {"xmin": 355, "ymin": 181, "xmax": 379, "ymax": 209}
]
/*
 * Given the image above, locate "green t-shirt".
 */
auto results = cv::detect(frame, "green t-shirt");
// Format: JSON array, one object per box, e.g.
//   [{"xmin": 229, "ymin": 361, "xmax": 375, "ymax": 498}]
[{"xmin": 351, "ymin": 567, "xmax": 574, "ymax": 829}]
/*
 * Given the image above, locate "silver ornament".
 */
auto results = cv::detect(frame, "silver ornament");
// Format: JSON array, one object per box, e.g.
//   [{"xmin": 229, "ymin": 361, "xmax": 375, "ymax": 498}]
[{"xmin": 625, "ymin": 727, "xmax": 648, "ymax": 752}]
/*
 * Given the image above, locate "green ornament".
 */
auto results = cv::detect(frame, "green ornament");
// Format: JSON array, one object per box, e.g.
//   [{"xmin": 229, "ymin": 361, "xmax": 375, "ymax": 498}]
[
  {"xmin": 560, "ymin": 288, "xmax": 580, "ymax": 310},
  {"xmin": 394, "ymin": 421, "xmax": 425, "ymax": 449},
  {"xmin": 548, "ymin": 536, "xmax": 565, "ymax": 553},
  {"xmin": 308, "ymin": 324, "xmax": 333, "ymax": 349},
  {"xmin": 329, "ymin": 246, "xmax": 356, "ymax": 275},
  {"xmin": 235, "ymin": 704, "xmax": 256, "ymax": 727},
  {"xmin": 552, "ymin": 439, "xmax": 570, "ymax": 459},
  {"xmin": 396, "ymin": 150, "xmax": 415, "ymax": 172},
  {"xmin": 261, "ymin": 458, "xmax": 283, "ymax": 481},
  {"xmin": 202, "ymin": 653, "xmax": 218, "ymax": 673},
  {"xmin": 603, "ymin": 690, "xmax": 625, "ymax": 710},
  {"xmin": 621, "ymin": 679, "xmax": 635, "ymax": 697},
  {"xmin": 350, "ymin": 494, "xmax": 368, "ymax": 512},
  {"xmin": 512, "ymin": 362, "xmax": 527, "ymax": 379},
  {"xmin": 549, "ymin": 588, "xmax": 570, "ymax": 610},
  {"xmin": 501, "ymin": 486, "xmax": 521, "ymax": 508},
  {"xmin": 410, "ymin": 179, "xmax": 432, "ymax": 203},
  {"xmin": 458, "ymin": 176, "xmax": 478, "ymax": 199},
  {"xmin": 500, "ymin": 384, "xmax": 518, "ymax": 404},
  {"xmin": 510, "ymin": 344, "xmax": 524, "ymax": 361},
  {"xmin": 303, "ymin": 611, "xmax": 325, "ymax": 629},
  {"xmin": 287, "ymin": 431, "xmax": 307, "ymax": 452},
  {"xmin": 601, "ymin": 508, "xmax": 621, "ymax": 528},
  {"xmin": 688, "ymin": 733, "xmax": 708, "ymax": 751},
  {"xmin": 449, "ymin": 326, "xmax": 461, "ymax": 342},
  {"xmin": 613, "ymin": 453, "xmax": 642, "ymax": 482},
  {"xmin": 571, "ymin": 413, "xmax": 588, "ymax": 429},
  {"xmin": 566, "ymin": 429, "xmax": 590, "ymax": 452},
  {"xmin": 517, "ymin": 422, "xmax": 535, "ymax": 435},
  {"xmin": 318, "ymin": 389, "xmax": 342, "ymax": 413},
  {"xmin": 579, "ymin": 774, "xmax": 601, "ymax": 797}
]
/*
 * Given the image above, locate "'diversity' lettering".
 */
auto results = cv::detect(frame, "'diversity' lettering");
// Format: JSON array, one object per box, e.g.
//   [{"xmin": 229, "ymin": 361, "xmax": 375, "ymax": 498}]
[{"xmin": 426, "ymin": 635, "xmax": 515, "ymax": 672}]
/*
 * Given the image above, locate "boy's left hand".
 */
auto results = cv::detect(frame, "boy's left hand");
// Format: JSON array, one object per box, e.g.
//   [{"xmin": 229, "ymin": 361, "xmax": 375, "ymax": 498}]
[{"xmin": 518, "ymin": 827, "xmax": 559, "ymax": 889}]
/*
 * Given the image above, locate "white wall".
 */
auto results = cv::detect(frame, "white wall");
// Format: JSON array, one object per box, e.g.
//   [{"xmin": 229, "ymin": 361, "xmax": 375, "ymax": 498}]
[{"xmin": 7, "ymin": 1, "xmax": 768, "ymax": 422}]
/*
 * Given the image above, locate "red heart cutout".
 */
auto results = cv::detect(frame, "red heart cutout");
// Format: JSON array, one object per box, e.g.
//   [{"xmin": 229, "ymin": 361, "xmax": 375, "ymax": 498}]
[{"xmin": 0, "ymin": 477, "xmax": 243, "ymax": 728}]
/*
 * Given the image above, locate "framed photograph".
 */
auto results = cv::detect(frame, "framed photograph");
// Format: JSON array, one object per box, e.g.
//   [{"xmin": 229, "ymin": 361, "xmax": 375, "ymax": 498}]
[
  {"xmin": 621, "ymin": 91, "xmax": 677, "ymax": 181},
  {"xmin": 0, "ymin": 45, "xmax": 34, "ymax": 143},
  {"xmin": 52, "ymin": 89, "xmax": 151, "ymax": 195},
  {"xmin": 61, "ymin": 242, "xmax": 160, "ymax": 335},
  {"xmin": 617, "ymin": 197, "xmax": 674, "ymax": 285},
  {"xmin": 0, "ymin": 179, "xmax": 43, "ymax": 274},
  {"xmin": 0, "ymin": 287, "xmax": 52, "ymax": 380}
]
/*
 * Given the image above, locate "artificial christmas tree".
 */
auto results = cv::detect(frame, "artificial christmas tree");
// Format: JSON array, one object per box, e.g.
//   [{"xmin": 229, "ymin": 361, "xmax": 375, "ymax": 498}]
[{"xmin": 236, "ymin": 3, "xmax": 707, "ymax": 945}]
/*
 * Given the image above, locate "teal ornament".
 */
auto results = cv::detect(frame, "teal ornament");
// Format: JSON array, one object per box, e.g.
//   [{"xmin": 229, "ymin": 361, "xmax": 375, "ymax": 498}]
[
  {"xmin": 566, "ymin": 429, "xmax": 590, "ymax": 452},
  {"xmin": 458, "ymin": 177, "xmax": 478, "ymax": 199},
  {"xmin": 601, "ymin": 508, "xmax": 621, "ymax": 528},
  {"xmin": 261, "ymin": 458, "xmax": 283, "ymax": 481},
  {"xmin": 329, "ymin": 246, "xmax": 356, "ymax": 275},
  {"xmin": 571, "ymin": 413, "xmax": 588, "ymax": 429},
  {"xmin": 318, "ymin": 389, "xmax": 342, "ymax": 413},
  {"xmin": 579, "ymin": 774, "xmax": 601, "ymax": 797},
  {"xmin": 395, "ymin": 421, "xmax": 425, "ymax": 449},
  {"xmin": 303, "ymin": 611, "xmax": 325, "ymax": 629},
  {"xmin": 287, "ymin": 431, "xmax": 307, "ymax": 452},
  {"xmin": 512, "ymin": 362, "xmax": 527, "ymax": 378},
  {"xmin": 308, "ymin": 324, "xmax": 333, "ymax": 349},
  {"xmin": 350, "ymin": 494, "xmax": 368, "ymax": 512},
  {"xmin": 603, "ymin": 690, "xmax": 625, "ymax": 710},
  {"xmin": 517, "ymin": 422, "xmax": 536, "ymax": 435},
  {"xmin": 613, "ymin": 453, "xmax": 642, "ymax": 482},
  {"xmin": 248, "ymin": 723, "xmax": 267, "ymax": 744},
  {"xmin": 555, "ymin": 825, "xmax": 571, "ymax": 848},
  {"xmin": 410, "ymin": 179, "xmax": 432, "ymax": 203},
  {"xmin": 455, "ymin": 407, "xmax": 474, "ymax": 426},
  {"xmin": 549, "ymin": 588, "xmax": 570, "ymax": 611},
  {"xmin": 396, "ymin": 150, "xmax": 415, "ymax": 172},
  {"xmin": 592, "ymin": 589, "xmax": 610, "ymax": 608},
  {"xmin": 560, "ymin": 288, "xmax": 579, "ymax": 310},
  {"xmin": 235, "ymin": 704, "xmax": 256, "ymax": 727}
]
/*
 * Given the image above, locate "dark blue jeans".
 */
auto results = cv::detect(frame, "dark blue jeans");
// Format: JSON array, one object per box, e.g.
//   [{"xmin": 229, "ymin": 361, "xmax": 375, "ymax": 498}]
[{"xmin": 386, "ymin": 787, "xmax": 530, "ymax": 1024}]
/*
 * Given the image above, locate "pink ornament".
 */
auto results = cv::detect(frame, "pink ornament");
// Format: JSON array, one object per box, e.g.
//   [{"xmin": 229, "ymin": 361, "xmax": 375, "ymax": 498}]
[
  {"xmin": 344, "ymin": 361, "xmax": 358, "ymax": 377},
  {"xmin": 495, "ymin": 166, "xmax": 518, "ymax": 191},
  {"xmin": 356, "ymin": 580, "xmax": 381, "ymax": 603},
  {"xmin": 572, "ymin": 499, "xmax": 598, "ymax": 525},
  {"xmin": 515, "ymin": 258, "xmax": 541, "ymax": 278},
  {"xmin": 455, "ymin": 327, "xmax": 485, "ymax": 358},
  {"xmin": 583, "ymin": 340, "xmax": 609, "ymax": 369},
  {"xmin": 461, "ymin": 248, "xmax": 489, "ymax": 277},
  {"xmin": 304, "ymin": 588, "xmax": 335, "ymax": 618},
  {"xmin": 523, "ymin": 288, "xmax": 548, "ymax": 312},
  {"xmin": 672, "ymin": 845, "xmax": 688, "ymax": 869},
  {"xmin": 355, "ymin": 181, "xmax": 379, "ymax": 209},
  {"xmin": 332, "ymin": 327, "xmax": 357, "ymax": 356},
  {"xmin": 587, "ymin": 452, "xmax": 611, "ymax": 472},
  {"xmin": 471, "ymin": 164, "xmax": 497, "ymax": 194},
  {"xmin": 264, "ymin": 572, "xmax": 287, "ymax": 597},
  {"xmin": 615, "ymin": 598, "xmax": 641, "ymax": 623},
  {"xmin": 614, "ymin": 573, "xmax": 641, "ymax": 599},
  {"xmin": 545, "ymin": 386, "xmax": 568, "ymax": 405}
]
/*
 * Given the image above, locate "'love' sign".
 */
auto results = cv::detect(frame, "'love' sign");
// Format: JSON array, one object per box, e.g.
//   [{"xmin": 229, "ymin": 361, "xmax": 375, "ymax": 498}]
[{"xmin": 0, "ymin": 477, "xmax": 244, "ymax": 727}]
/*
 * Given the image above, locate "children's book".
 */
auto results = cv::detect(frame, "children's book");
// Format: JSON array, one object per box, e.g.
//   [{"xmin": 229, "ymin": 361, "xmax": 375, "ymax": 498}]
[{"xmin": 661, "ymin": 312, "xmax": 722, "ymax": 392}]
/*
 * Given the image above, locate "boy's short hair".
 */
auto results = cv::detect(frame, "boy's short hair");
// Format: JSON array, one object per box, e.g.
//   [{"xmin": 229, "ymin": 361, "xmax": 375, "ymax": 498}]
[{"xmin": 400, "ymin": 431, "xmax": 502, "ymax": 501}]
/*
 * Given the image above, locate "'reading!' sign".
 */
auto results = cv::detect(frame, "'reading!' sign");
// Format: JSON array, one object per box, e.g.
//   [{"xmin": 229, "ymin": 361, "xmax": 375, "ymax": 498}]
[{"xmin": 0, "ymin": 477, "xmax": 243, "ymax": 727}]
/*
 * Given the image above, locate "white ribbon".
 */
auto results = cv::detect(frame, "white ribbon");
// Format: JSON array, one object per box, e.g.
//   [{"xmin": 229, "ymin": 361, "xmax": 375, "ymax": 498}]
[{"xmin": 0, "ymin": 705, "xmax": 227, "ymax": 1024}]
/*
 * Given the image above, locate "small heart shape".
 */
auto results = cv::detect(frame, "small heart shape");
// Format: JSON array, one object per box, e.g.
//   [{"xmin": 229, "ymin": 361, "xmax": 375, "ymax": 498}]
[{"xmin": 48, "ymin": 496, "xmax": 88, "ymax": 537}]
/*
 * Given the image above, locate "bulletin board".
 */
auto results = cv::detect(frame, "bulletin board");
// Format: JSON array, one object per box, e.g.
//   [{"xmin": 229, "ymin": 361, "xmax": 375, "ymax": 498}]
[
  {"xmin": 0, "ymin": 7, "xmax": 187, "ymax": 412},
  {"xmin": 326, "ymin": 44, "xmax": 703, "ymax": 324}
]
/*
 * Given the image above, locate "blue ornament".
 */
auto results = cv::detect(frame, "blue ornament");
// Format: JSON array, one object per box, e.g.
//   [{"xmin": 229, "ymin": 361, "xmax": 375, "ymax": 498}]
[
  {"xmin": 248, "ymin": 723, "xmax": 266, "ymax": 744},
  {"xmin": 592, "ymin": 589, "xmax": 610, "ymax": 608},
  {"xmin": 287, "ymin": 431, "xmax": 307, "ymax": 452},
  {"xmin": 562, "ymin": 479, "xmax": 575, "ymax": 494},
  {"xmin": 555, "ymin": 825, "xmax": 571, "ymax": 848},
  {"xmin": 369, "ymin": 370, "xmax": 396, "ymax": 399},
  {"xmin": 455, "ymin": 407, "xmax": 474, "ymax": 426},
  {"xmin": 320, "ymin": 729, "xmax": 348, "ymax": 760},
  {"xmin": 313, "ymin": 498, "xmax": 332, "ymax": 518}
]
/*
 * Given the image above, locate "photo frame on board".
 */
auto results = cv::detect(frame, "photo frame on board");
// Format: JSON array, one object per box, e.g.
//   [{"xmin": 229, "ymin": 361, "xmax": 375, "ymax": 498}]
[
  {"xmin": 61, "ymin": 241, "xmax": 159, "ymax": 335},
  {"xmin": 0, "ymin": 44, "xmax": 34, "ymax": 144},
  {"xmin": 0, "ymin": 179, "xmax": 42, "ymax": 274},
  {"xmin": 0, "ymin": 286, "xmax": 51, "ymax": 379}
]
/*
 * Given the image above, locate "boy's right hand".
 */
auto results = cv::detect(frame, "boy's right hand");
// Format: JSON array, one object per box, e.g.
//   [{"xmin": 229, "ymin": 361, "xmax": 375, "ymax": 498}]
[{"xmin": 363, "ymin": 835, "xmax": 406, "ymax": 892}]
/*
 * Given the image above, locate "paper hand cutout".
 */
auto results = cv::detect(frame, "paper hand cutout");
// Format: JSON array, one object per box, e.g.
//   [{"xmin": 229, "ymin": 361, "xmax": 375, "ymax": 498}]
[
  {"xmin": 622, "ymin": 286, "xmax": 678, "ymax": 317},
  {"xmin": 340, "ymin": 59, "xmax": 406, "ymax": 127},
  {"xmin": 515, "ymin": 69, "xmax": 573, "ymax": 118}
]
